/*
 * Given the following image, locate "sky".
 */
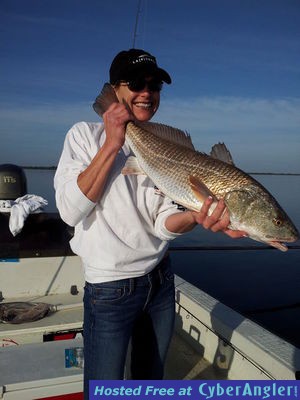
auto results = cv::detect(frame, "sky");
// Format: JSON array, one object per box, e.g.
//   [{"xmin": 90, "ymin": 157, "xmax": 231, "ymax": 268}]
[{"xmin": 0, "ymin": 0, "xmax": 300, "ymax": 172}]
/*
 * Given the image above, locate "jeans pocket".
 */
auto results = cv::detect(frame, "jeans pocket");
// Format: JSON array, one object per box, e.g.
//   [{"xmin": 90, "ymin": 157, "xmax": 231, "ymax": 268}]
[{"xmin": 92, "ymin": 286, "xmax": 126, "ymax": 305}]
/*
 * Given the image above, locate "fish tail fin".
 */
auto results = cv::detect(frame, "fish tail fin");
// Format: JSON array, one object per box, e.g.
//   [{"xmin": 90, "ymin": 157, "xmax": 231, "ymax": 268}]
[{"xmin": 93, "ymin": 83, "xmax": 119, "ymax": 117}]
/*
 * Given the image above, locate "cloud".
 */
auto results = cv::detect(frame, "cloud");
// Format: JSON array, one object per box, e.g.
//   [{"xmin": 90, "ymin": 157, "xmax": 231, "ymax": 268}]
[
  {"xmin": 157, "ymin": 95, "xmax": 300, "ymax": 133},
  {"xmin": 0, "ymin": 95, "xmax": 299, "ymax": 172},
  {"xmin": 0, "ymin": 100, "xmax": 95, "ymax": 165},
  {"xmin": 155, "ymin": 95, "xmax": 300, "ymax": 171}
]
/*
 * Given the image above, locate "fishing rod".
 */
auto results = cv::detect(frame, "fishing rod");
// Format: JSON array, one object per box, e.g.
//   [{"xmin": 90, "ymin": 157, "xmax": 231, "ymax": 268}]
[{"xmin": 132, "ymin": 0, "xmax": 143, "ymax": 48}]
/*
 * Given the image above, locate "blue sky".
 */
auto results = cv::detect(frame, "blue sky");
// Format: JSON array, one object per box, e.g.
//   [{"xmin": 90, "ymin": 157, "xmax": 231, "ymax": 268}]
[{"xmin": 1, "ymin": 0, "xmax": 300, "ymax": 172}]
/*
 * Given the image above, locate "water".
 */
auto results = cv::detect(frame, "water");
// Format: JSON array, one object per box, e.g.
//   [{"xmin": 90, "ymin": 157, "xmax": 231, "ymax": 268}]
[
  {"xmin": 25, "ymin": 168, "xmax": 57, "ymax": 212},
  {"xmin": 25, "ymin": 169, "xmax": 300, "ymax": 347}
]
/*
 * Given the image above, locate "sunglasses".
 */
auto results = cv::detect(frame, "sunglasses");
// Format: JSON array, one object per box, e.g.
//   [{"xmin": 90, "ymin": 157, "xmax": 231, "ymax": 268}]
[{"xmin": 119, "ymin": 78, "xmax": 163, "ymax": 92}]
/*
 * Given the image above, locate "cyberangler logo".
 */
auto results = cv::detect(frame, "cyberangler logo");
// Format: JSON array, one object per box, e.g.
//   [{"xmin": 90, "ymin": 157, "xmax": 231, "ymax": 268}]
[{"xmin": 198, "ymin": 382, "xmax": 298, "ymax": 400}]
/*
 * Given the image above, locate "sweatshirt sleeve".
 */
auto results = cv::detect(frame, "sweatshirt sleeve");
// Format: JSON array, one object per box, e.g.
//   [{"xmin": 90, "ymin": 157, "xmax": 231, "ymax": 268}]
[
  {"xmin": 153, "ymin": 194, "xmax": 185, "ymax": 241},
  {"xmin": 54, "ymin": 122, "xmax": 98, "ymax": 227}
]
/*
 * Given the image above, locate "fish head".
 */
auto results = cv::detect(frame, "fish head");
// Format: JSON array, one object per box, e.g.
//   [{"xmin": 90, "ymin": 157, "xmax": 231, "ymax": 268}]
[{"xmin": 225, "ymin": 187, "xmax": 299, "ymax": 251}]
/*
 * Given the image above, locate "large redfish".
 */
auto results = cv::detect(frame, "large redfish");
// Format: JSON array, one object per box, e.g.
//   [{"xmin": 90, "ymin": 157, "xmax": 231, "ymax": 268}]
[{"xmin": 93, "ymin": 83, "xmax": 299, "ymax": 251}]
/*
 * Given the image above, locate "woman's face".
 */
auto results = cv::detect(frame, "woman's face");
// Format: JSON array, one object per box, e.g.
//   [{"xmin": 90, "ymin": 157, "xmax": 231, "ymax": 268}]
[{"xmin": 114, "ymin": 77, "xmax": 161, "ymax": 122}]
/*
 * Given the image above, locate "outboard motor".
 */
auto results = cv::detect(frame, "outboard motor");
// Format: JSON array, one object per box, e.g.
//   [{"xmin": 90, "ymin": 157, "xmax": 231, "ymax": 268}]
[{"xmin": 0, "ymin": 164, "xmax": 27, "ymax": 200}]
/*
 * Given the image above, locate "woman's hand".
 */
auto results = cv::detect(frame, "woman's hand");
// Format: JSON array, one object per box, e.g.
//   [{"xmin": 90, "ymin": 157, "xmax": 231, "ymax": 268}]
[
  {"xmin": 103, "ymin": 102, "xmax": 132, "ymax": 151},
  {"xmin": 77, "ymin": 102, "xmax": 133, "ymax": 203},
  {"xmin": 191, "ymin": 197, "xmax": 246, "ymax": 239},
  {"xmin": 165, "ymin": 196, "xmax": 247, "ymax": 238}
]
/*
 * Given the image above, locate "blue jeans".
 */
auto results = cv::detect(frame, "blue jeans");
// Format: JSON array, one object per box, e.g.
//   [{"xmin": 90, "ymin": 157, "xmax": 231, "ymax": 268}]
[{"xmin": 83, "ymin": 257, "xmax": 175, "ymax": 398}]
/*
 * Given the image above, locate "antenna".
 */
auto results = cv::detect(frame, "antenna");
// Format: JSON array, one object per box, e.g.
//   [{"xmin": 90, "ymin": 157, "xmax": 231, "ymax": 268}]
[{"xmin": 132, "ymin": 0, "xmax": 142, "ymax": 48}]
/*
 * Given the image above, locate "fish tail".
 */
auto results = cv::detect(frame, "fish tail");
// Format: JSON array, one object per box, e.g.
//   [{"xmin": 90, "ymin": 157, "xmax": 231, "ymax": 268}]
[{"xmin": 93, "ymin": 83, "xmax": 119, "ymax": 117}]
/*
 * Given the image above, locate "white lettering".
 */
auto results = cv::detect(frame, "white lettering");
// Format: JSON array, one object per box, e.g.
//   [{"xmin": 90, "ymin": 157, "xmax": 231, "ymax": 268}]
[
  {"xmin": 93, "ymin": 386, "xmax": 103, "ymax": 395},
  {"xmin": 216, "ymin": 384, "xmax": 225, "ymax": 396},
  {"xmin": 225, "ymin": 386, "xmax": 234, "ymax": 396},
  {"xmin": 199, "ymin": 383, "xmax": 208, "ymax": 398},
  {"xmin": 262, "ymin": 386, "xmax": 271, "ymax": 399},
  {"xmin": 132, "ymin": 55, "xmax": 156, "ymax": 65},
  {"xmin": 3, "ymin": 176, "xmax": 16, "ymax": 183},
  {"xmin": 145, "ymin": 386, "xmax": 174, "ymax": 396},
  {"xmin": 178, "ymin": 386, "xmax": 192, "ymax": 396},
  {"xmin": 93, "ymin": 385, "xmax": 142, "ymax": 396},
  {"xmin": 207, "ymin": 385, "xmax": 214, "ymax": 399},
  {"xmin": 243, "ymin": 383, "xmax": 253, "ymax": 396},
  {"xmin": 198, "ymin": 382, "xmax": 297, "ymax": 400}
]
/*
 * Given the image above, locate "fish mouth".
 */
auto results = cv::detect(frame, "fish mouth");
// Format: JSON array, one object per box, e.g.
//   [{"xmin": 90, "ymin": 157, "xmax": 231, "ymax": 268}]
[
  {"xmin": 266, "ymin": 232, "xmax": 299, "ymax": 251},
  {"xmin": 268, "ymin": 241, "xmax": 289, "ymax": 252},
  {"xmin": 267, "ymin": 237, "xmax": 298, "ymax": 252}
]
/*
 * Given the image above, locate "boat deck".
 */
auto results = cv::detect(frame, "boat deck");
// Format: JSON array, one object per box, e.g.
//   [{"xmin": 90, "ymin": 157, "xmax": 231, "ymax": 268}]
[
  {"xmin": 0, "ymin": 293, "xmax": 84, "ymax": 345},
  {"xmin": 166, "ymin": 332, "xmax": 224, "ymax": 380},
  {"xmin": 0, "ymin": 311, "xmax": 223, "ymax": 400},
  {"xmin": 1, "ymin": 278, "xmax": 299, "ymax": 380},
  {"xmin": 1, "ymin": 270, "xmax": 299, "ymax": 398},
  {"xmin": 0, "ymin": 289, "xmax": 224, "ymax": 399},
  {"xmin": 0, "ymin": 330, "xmax": 221, "ymax": 388}
]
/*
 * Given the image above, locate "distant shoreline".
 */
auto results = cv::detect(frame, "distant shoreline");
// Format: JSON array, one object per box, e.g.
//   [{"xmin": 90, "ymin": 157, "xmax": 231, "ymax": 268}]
[
  {"xmin": 23, "ymin": 166, "xmax": 57, "ymax": 170},
  {"xmin": 248, "ymin": 172, "xmax": 300, "ymax": 176},
  {"xmin": 21, "ymin": 166, "xmax": 300, "ymax": 176}
]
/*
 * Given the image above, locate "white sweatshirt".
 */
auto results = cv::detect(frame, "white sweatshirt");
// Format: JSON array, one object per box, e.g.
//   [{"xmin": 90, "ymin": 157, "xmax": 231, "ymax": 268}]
[{"xmin": 54, "ymin": 121, "xmax": 183, "ymax": 283}]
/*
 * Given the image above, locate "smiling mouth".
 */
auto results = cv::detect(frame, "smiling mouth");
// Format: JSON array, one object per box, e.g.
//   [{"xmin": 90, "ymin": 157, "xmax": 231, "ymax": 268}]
[{"xmin": 134, "ymin": 102, "xmax": 153, "ymax": 109}]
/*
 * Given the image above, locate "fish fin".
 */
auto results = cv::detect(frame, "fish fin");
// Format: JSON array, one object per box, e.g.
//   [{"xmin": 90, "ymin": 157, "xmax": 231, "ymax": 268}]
[
  {"xmin": 93, "ymin": 83, "xmax": 119, "ymax": 117},
  {"xmin": 210, "ymin": 142, "xmax": 235, "ymax": 165},
  {"xmin": 122, "ymin": 156, "xmax": 146, "ymax": 175},
  {"xmin": 135, "ymin": 121, "xmax": 195, "ymax": 150},
  {"xmin": 189, "ymin": 175, "xmax": 215, "ymax": 202}
]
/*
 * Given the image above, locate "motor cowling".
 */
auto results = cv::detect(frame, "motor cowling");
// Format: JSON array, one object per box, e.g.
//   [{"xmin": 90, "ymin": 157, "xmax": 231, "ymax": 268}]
[{"xmin": 0, "ymin": 164, "xmax": 27, "ymax": 200}]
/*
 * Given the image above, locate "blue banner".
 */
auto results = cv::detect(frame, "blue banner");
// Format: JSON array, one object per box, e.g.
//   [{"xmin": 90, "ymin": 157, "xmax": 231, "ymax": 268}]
[{"xmin": 89, "ymin": 380, "xmax": 299, "ymax": 400}]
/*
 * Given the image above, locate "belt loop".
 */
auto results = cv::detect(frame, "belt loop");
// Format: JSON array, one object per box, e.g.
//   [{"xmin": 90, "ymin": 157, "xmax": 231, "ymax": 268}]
[
  {"xmin": 158, "ymin": 268, "xmax": 163, "ymax": 284},
  {"xmin": 129, "ymin": 278, "xmax": 134, "ymax": 294}
]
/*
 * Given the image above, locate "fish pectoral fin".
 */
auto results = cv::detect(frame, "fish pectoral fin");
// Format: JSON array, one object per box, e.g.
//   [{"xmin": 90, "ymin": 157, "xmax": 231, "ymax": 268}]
[
  {"xmin": 122, "ymin": 156, "xmax": 146, "ymax": 175},
  {"xmin": 189, "ymin": 175, "xmax": 215, "ymax": 202},
  {"xmin": 210, "ymin": 142, "xmax": 235, "ymax": 165}
]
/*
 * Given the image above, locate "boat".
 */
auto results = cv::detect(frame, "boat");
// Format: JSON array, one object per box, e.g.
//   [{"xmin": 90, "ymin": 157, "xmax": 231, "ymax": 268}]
[{"xmin": 0, "ymin": 166, "xmax": 299, "ymax": 399}]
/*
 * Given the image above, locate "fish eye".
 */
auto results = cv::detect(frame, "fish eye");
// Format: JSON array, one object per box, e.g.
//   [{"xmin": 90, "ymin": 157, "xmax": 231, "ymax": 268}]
[{"xmin": 273, "ymin": 218, "xmax": 283, "ymax": 227}]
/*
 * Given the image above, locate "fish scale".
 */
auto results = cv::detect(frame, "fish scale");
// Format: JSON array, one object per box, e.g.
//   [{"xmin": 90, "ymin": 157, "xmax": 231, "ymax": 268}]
[{"xmin": 126, "ymin": 121, "xmax": 252, "ymax": 209}]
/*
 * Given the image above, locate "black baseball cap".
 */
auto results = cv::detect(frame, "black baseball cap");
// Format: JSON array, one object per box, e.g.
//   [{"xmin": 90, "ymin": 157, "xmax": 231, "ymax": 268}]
[{"xmin": 109, "ymin": 48, "xmax": 171, "ymax": 85}]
